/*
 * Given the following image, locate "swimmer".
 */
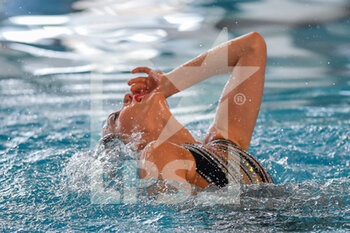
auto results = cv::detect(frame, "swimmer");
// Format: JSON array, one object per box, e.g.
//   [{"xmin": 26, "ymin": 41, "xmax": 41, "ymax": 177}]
[{"xmin": 102, "ymin": 32, "xmax": 273, "ymax": 189}]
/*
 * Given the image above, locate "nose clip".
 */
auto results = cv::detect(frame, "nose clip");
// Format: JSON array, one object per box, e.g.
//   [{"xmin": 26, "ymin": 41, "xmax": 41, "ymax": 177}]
[{"xmin": 134, "ymin": 94, "xmax": 142, "ymax": 102}]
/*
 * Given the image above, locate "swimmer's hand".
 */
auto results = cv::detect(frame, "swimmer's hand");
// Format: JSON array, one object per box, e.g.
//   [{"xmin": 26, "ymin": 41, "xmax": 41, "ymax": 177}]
[{"xmin": 128, "ymin": 67, "xmax": 178, "ymax": 98}]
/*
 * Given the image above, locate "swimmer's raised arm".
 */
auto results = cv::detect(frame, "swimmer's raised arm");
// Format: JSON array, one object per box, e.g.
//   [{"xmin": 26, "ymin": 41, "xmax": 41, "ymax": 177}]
[{"xmin": 128, "ymin": 32, "xmax": 266, "ymax": 98}]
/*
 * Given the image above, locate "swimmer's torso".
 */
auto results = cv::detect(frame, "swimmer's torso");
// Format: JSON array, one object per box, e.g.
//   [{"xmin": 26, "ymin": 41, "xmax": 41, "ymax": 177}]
[{"xmin": 139, "ymin": 138, "xmax": 274, "ymax": 189}]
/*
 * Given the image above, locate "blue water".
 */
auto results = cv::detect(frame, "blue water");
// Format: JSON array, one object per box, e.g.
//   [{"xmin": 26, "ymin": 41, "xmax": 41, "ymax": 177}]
[{"xmin": 0, "ymin": 0, "xmax": 349, "ymax": 232}]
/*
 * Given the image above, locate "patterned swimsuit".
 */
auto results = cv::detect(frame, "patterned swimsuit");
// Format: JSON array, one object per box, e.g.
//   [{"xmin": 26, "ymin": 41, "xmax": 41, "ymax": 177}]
[{"xmin": 183, "ymin": 139, "xmax": 274, "ymax": 187}]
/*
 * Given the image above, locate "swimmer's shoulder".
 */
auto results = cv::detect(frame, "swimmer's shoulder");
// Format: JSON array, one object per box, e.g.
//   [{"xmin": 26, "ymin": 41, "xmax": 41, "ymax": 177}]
[{"xmin": 139, "ymin": 140, "xmax": 196, "ymax": 180}]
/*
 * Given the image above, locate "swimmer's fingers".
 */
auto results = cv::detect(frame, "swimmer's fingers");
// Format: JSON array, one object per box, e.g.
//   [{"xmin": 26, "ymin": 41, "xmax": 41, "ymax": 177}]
[
  {"xmin": 128, "ymin": 77, "xmax": 148, "ymax": 86},
  {"xmin": 130, "ymin": 82, "xmax": 148, "ymax": 94},
  {"xmin": 128, "ymin": 77, "xmax": 153, "ymax": 93},
  {"xmin": 131, "ymin": 67, "xmax": 151, "ymax": 74},
  {"xmin": 130, "ymin": 67, "xmax": 170, "ymax": 95},
  {"xmin": 128, "ymin": 77, "xmax": 151, "ymax": 89}
]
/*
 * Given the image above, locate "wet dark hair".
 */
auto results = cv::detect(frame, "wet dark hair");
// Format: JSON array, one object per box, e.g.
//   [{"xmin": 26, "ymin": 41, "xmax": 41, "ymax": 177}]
[{"xmin": 101, "ymin": 133, "xmax": 118, "ymax": 146}]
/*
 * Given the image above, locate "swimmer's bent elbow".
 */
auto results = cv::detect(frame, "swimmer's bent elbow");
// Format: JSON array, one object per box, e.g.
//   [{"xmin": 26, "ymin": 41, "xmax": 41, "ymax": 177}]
[
  {"xmin": 228, "ymin": 32, "xmax": 266, "ymax": 57},
  {"xmin": 248, "ymin": 32, "xmax": 267, "ymax": 55}
]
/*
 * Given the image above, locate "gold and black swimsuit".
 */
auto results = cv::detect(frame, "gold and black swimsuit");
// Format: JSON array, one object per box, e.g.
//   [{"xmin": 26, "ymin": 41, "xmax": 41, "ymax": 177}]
[{"xmin": 183, "ymin": 139, "xmax": 274, "ymax": 187}]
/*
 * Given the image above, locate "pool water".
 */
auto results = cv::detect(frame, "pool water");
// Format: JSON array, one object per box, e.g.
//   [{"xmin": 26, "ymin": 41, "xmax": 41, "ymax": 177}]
[{"xmin": 0, "ymin": 0, "xmax": 349, "ymax": 232}]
